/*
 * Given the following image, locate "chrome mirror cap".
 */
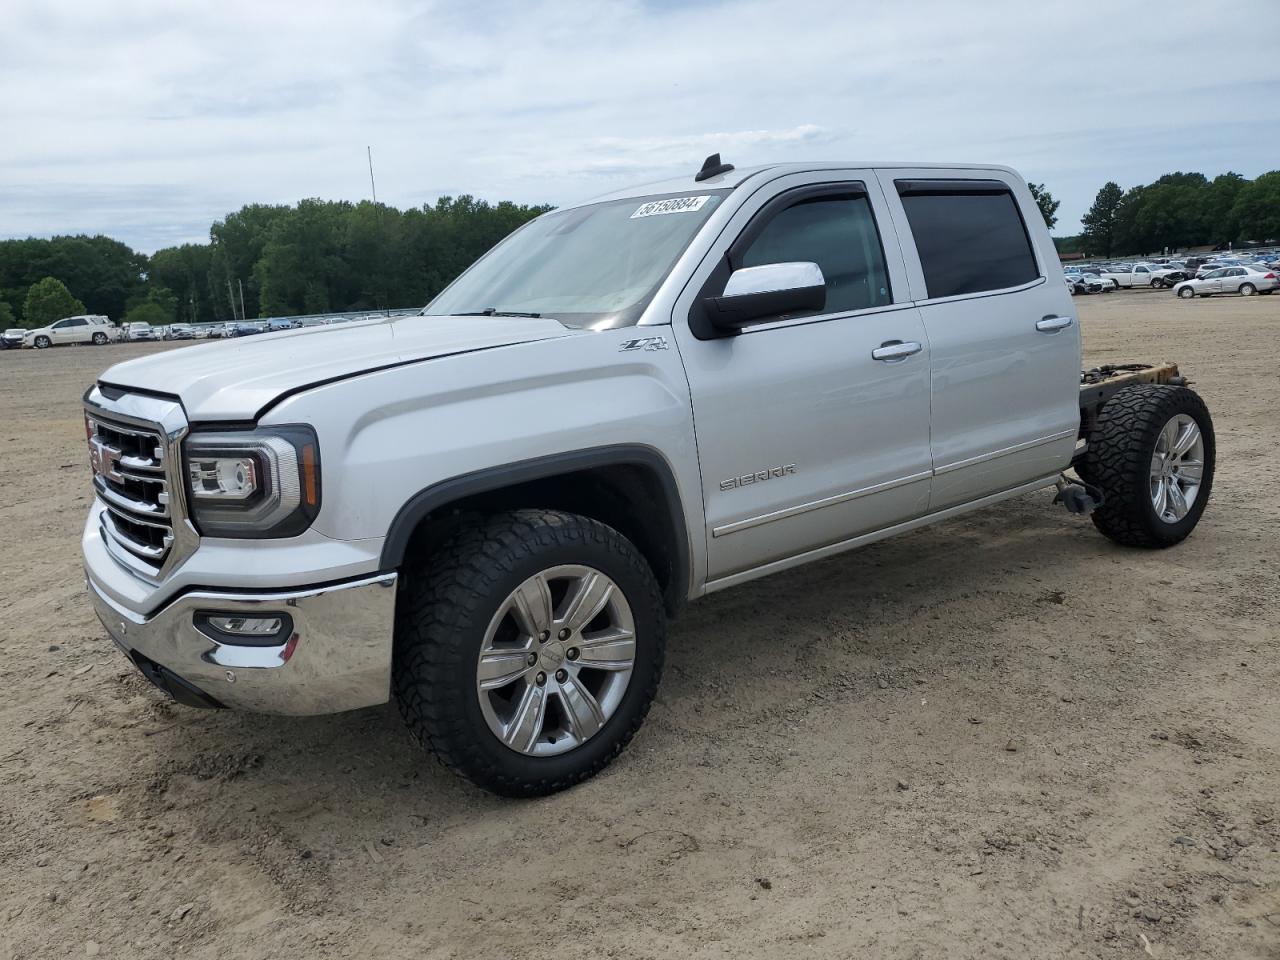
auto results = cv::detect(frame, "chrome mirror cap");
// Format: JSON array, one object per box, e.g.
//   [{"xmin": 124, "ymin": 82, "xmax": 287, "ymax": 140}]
[{"xmin": 722, "ymin": 261, "xmax": 825, "ymax": 298}]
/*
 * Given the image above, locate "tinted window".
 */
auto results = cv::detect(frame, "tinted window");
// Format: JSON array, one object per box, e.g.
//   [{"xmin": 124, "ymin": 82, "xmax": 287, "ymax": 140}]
[
  {"xmin": 735, "ymin": 194, "xmax": 891, "ymax": 315},
  {"xmin": 898, "ymin": 189, "xmax": 1039, "ymax": 298}
]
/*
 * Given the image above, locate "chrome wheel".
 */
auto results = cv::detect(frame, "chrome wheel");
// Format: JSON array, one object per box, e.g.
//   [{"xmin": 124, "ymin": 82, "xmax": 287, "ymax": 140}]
[
  {"xmin": 476, "ymin": 564, "xmax": 636, "ymax": 757},
  {"xmin": 1150, "ymin": 414, "xmax": 1204, "ymax": 523}
]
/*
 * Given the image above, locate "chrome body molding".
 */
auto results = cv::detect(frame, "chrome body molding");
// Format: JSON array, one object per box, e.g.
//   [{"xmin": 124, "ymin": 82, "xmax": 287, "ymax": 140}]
[
  {"xmin": 703, "ymin": 474, "xmax": 1061, "ymax": 594},
  {"xmin": 932, "ymin": 429, "xmax": 1077, "ymax": 477},
  {"xmin": 713, "ymin": 429, "xmax": 1073, "ymax": 539},
  {"xmin": 712, "ymin": 470, "xmax": 931, "ymax": 537},
  {"xmin": 86, "ymin": 570, "xmax": 398, "ymax": 715}
]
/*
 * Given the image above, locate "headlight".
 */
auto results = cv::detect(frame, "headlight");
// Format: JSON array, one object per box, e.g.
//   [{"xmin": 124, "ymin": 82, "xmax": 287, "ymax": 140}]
[{"xmin": 183, "ymin": 426, "xmax": 320, "ymax": 538}]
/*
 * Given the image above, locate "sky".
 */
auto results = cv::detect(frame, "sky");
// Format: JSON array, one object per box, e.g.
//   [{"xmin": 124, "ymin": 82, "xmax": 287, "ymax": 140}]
[{"xmin": 3, "ymin": 0, "xmax": 1278, "ymax": 253}]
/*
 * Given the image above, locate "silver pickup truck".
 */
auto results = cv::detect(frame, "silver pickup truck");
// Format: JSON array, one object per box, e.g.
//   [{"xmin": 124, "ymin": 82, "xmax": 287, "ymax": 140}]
[{"xmin": 82, "ymin": 156, "xmax": 1215, "ymax": 796}]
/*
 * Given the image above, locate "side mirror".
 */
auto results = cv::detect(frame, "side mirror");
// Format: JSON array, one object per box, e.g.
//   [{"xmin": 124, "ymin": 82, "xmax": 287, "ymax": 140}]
[{"xmin": 703, "ymin": 262, "xmax": 826, "ymax": 331}]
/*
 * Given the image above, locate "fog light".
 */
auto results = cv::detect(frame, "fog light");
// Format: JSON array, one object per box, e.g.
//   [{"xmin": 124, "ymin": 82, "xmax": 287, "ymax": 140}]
[
  {"xmin": 194, "ymin": 611, "xmax": 293, "ymax": 646},
  {"xmin": 208, "ymin": 615, "xmax": 282, "ymax": 635}
]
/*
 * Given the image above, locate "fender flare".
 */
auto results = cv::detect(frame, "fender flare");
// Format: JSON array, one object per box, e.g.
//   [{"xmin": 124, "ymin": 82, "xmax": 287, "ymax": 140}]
[{"xmin": 378, "ymin": 444, "xmax": 692, "ymax": 603}]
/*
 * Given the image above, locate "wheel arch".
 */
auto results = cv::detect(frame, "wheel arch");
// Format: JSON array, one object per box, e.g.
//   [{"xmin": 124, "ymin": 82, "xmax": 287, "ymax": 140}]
[{"xmin": 380, "ymin": 445, "xmax": 691, "ymax": 617}]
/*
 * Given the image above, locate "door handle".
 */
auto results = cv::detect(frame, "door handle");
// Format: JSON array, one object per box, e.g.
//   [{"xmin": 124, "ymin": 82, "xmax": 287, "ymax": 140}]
[
  {"xmin": 871, "ymin": 340, "xmax": 923, "ymax": 362},
  {"xmin": 1036, "ymin": 315, "xmax": 1073, "ymax": 332}
]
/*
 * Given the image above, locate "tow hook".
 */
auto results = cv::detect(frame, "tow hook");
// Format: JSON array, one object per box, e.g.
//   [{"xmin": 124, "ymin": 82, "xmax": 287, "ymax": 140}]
[{"xmin": 1054, "ymin": 475, "xmax": 1104, "ymax": 515}]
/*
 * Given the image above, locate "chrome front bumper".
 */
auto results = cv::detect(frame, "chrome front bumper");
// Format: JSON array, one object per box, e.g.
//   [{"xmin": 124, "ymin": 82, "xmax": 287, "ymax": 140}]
[{"xmin": 86, "ymin": 570, "xmax": 398, "ymax": 715}]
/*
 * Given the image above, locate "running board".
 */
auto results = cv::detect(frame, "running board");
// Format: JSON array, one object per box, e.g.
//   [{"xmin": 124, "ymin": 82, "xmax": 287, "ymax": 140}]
[{"xmin": 701, "ymin": 475, "xmax": 1062, "ymax": 596}]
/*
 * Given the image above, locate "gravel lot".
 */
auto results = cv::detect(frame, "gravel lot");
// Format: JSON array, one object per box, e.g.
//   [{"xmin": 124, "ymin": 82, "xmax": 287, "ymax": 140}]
[{"xmin": 2, "ymin": 291, "xmax": 1278, "ymax": 960}]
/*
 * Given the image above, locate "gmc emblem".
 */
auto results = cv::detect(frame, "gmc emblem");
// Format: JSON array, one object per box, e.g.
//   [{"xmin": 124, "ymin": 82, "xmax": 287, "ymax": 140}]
[{"xmin": 88, "ymin": 435, "xmax": 123, "ymax": 483}]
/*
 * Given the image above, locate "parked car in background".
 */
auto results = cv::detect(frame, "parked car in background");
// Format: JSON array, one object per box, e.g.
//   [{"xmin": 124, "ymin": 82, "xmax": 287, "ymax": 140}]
[
  {"xmin": 267, "ymin": 318, "xmax": 301, "ymax": 332},
  {"xmin": 24, "ymin": 314, "xmax": 117, "ymax": 349},
  {"xmin": 229, "ymin": 322, "xmax": 265, "ymax": 337},
  {"xmin": 2, "ymin": 328, "xmax": 27, "ymax": 349},
  {"xmin": 1080, "ymin": 271, "xmax": 1116, "ymax": 292},
  {"xmin": 126, "ymin": 322, "xmax": 157, "ymax": 342},
  {"xmin": 1149, "ymin": 266, "xmax": 1193, "ymax": 288},
  {"xmin": 164, "ymin": 323, "xmax": 195, "ymax": 340},
  {"xmin": 1174, "ymin": 266, "xmax": 1278, "ymax": 298}
]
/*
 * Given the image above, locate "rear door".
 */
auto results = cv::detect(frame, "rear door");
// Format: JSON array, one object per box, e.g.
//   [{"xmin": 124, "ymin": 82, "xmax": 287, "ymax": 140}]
[
  {"xmin": 671, "ymin": 170, "xmax": 932, "ymax": 583},
  {"xmin": 878, "ymin": 169, "xmax": 1080, "ymax": 511}
]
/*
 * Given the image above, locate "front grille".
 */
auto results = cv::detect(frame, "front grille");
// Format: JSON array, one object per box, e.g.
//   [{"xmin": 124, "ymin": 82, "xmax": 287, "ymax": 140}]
[{"xmin": 87, "ymin": 413, "xmax": 173, "ymax": 567}]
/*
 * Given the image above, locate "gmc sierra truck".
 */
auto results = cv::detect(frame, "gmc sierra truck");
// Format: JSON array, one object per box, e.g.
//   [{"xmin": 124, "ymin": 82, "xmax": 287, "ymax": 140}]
[{"xmin": 82, "ymin": 156, "xmax": 1215, "ymax": 796}]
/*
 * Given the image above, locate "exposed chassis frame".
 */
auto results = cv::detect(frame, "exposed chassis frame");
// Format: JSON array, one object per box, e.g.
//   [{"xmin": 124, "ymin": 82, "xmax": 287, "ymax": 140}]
[{"xmin": 1074, "ymin": 362, "xmax": 1186, "ymax": 465}]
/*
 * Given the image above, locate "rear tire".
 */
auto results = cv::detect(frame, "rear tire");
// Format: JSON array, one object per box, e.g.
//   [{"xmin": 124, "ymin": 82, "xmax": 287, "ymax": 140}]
[
  {"xmin": 393, "ymin": 509, "xmax": 665, "ymax": 797},
  {"xmin": 1084, "ymin": 384, "xmax": 1214, "ymax": 548},
  {"xmin": 1239, "ymin": 283, "xmax": 1256, "ymax": 296}
]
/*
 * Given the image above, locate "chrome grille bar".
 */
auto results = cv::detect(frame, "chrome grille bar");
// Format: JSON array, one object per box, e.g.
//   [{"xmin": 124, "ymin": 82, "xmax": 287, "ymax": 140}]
[{"xmin": 84, "ymin": 387, "xmax": 197, "ymax": 582}]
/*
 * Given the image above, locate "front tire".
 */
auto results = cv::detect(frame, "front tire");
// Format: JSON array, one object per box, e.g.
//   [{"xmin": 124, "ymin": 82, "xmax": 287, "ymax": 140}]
[
  {"xmin": 92, "ymin": 332, "xmax": 107, "ymax": 345},
  {"xmin": 1177, "ymin": 287, "xmax": 1195, "ymax": 299},
  {"xmin": 33, "ymin": 335, "xmax": 51, "ymax": 349},
  {"xmin": 393, "ymin": 509, "xmax": 665, "ymax": 797},
  {"xmin": 1084, "ymin": 384, "xmax": 1214, "ymax": 548}
]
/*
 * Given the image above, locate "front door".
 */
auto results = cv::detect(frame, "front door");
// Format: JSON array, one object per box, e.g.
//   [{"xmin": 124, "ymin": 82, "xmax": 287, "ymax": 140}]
[
  {"xmin": 670, "ymin": 171, "xmax": 933, "ymax": 584},
  {"xmin": 52, "ymin": 318, "xmax": 85, "ymax": 344}
]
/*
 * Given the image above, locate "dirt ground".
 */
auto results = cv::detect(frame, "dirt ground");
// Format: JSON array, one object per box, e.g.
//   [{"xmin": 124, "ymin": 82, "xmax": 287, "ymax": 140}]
[{"xmin": 2, "ymin": 290, "xmax": 1278, "ymax": 960}]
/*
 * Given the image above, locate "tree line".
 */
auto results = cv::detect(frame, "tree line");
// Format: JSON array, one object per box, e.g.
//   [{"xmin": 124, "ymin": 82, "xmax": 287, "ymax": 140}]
[
  {"xmin": 0, "ymin": 195, "xmax": 550, "ymax": 329},
  {"xmin": 3, "ymin": 171, "xmax": 1277, "ymax": 330},
  {"xmin": 1065, "ymin": 170, "xmax": 1280, "ymax": 258}
]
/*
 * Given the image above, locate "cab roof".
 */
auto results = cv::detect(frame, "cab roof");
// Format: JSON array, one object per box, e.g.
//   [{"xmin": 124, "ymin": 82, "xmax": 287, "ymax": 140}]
[{"xmin": 576, "ymin": 160, "xmax": 1022, "ymax": 208}]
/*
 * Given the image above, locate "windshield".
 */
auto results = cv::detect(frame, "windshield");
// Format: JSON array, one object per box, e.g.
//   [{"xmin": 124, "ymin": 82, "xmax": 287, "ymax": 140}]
[{"xmin": 424, "ymin": 191, "xmax": 728, "ymax": 329}]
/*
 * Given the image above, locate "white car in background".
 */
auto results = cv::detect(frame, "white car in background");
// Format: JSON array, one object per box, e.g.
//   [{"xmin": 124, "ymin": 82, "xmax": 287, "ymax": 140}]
[
  {"xmin": 23, "ymin": 314, "xmax": 117, "ymax": 349},
  {"xmin": 126, "ymin": 322, "xmax": 158, "ymax": 341},
  {"xmin": 1174, "ymin": 266, "xmax": 1278, "ymax": 298}
]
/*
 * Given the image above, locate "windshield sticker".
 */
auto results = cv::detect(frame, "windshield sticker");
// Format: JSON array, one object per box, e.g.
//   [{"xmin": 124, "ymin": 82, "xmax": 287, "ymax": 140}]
[{"xmin": 630, "ymin": 195, "xmax": 711, "ymax": 219}]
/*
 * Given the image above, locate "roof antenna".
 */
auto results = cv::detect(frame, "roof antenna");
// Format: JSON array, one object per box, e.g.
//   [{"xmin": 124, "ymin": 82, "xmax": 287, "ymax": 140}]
[{"xmin": 695, "ymin": 153, "xmax": 735, "ymax": 182}]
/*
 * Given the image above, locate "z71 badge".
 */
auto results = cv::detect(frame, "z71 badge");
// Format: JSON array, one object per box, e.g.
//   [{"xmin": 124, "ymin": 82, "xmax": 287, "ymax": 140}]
[
  {"xmin": 618, "ymin": 336, "xmax": 669, "ymax": 352},
  {"xmin": 720, "ymin": 463, "xmax": 796, "ymax": 491}
]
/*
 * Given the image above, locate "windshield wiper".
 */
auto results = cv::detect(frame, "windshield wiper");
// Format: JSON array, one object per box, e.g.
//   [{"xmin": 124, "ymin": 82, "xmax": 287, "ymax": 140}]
[{"xmin": 454, "ymin": 308, "xmax": 542, "ymax": 318}]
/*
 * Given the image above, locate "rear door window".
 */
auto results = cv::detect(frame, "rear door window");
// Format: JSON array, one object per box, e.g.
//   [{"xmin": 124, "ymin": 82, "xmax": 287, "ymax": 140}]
[{"xmin": 895, "ymin": 181, "xmax": 1040, "ymax": 299}]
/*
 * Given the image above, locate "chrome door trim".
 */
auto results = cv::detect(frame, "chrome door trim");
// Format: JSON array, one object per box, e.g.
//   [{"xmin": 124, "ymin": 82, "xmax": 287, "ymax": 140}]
[
  {"xmin": 932, "ymin": 428, "xmax": 1076, "ymax": 477},
  {"xmin": 703, "ymin": 474, "xmax": 1061, "ymax": 595},
  {"xmin": 711, "ymin": 470, "xmax": 931, "ymax": 538}
]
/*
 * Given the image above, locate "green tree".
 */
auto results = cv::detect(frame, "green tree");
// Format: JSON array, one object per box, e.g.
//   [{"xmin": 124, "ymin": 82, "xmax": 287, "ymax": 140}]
[
  {"xmin": 1202, "ymin": 172, "xmax": 1247, "ymax": 243},
  {"xmin": 1080, "ymin": 182, "xmax": 1124, "ymax": 257},
  {"xmin": 123, "ymin": 301, "xmax": 170, "ymax": 327},
  {"xmin": 149, "ymin": 243, "xmax": 216, "ymax": 323},
  {"xmin": 22, "ymin": 276, "xmax": 85, "ymax": 329},
  {"xmin": 0, "ymin": 302, "xmax": 13, "ymax": 327},
  {"xmin": 1232, "ymin": 171, "xmax": 1280, "ymax": 243},
  {"xmin": 1027, "ymin": 182, "xmax": 1059, "ymax": 230},
  {"xmin": 209, "ymin": 204, "xmax": 291, "ymax": 320}
]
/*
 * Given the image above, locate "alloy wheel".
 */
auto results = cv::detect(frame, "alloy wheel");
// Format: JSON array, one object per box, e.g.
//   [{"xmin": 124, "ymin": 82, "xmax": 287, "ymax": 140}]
[
  {"xmin": 476, "ymin": 564, "xmax": 636, "ymax": 757},
  {"xmin": 1150, "ymin": 413, "xmax": 1205, "ymax": 524}
]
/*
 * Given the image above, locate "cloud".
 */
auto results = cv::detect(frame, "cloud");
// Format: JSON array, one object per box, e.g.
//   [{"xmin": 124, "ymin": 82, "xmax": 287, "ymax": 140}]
[{"xmin": 2, "ymin": 0, "xmax": 1277, "ymax": 251}]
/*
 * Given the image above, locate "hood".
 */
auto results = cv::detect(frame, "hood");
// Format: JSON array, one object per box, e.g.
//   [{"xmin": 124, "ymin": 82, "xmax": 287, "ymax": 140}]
[{"xmin": 98, "ymin": 313, "xmax": 581, "ymax": 420}]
